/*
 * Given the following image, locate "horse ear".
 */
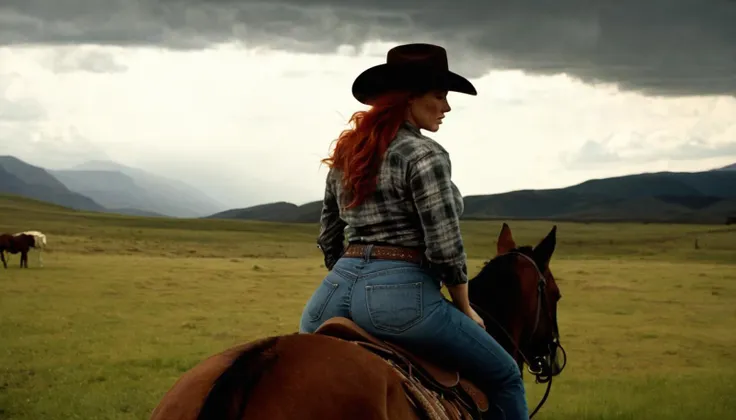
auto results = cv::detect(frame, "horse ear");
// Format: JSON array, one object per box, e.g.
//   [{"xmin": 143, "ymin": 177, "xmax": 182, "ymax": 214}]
[
  {"xmin": 497, "ymin": 223, "xmax": 517, "ymax": 254},
  {"xmin": 533, "ymin": 225, "xmax": 557, "ymax": 269}
]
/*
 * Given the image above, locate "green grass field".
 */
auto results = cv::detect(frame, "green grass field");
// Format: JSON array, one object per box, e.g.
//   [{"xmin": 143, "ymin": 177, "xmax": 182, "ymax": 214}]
[{"xmin": 1, "ymin": 194, "xmax": 735, "ymax": 419}]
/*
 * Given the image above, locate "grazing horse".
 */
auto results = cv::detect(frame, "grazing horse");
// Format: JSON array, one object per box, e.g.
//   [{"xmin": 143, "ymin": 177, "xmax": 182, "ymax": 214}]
[
  {"xmin": 149, "ymin": 223, "xmax": 566, "ymax": 420},
  {"xmin": 0, "ymin": 233, "xmax": 36, "ymax": 269},
  {"xmin": 12, "ymin": 230, "xmax": 47, "ymax": 267}
]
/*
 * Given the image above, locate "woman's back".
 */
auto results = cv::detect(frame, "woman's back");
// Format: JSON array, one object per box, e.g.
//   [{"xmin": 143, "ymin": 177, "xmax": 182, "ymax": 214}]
[
  {"xmin": 318, "ymin": 119, "xmax": 469, "ymax": 289},
  {"xmin": 328, "ymin": 121, "xmax": 464, "ymax": 247}
]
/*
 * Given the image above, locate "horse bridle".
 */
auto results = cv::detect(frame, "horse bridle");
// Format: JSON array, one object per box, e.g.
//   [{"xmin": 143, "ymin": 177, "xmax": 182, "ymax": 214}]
[{"xmin": 470, "ymin": 251, "xmax": 567, "ymax": 419}]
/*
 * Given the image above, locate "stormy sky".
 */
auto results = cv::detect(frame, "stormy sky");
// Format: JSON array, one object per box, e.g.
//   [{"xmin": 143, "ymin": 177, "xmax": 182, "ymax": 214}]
[{"xmin": 1, "ymin": 0, "xmax": 735, "ymax": 209}]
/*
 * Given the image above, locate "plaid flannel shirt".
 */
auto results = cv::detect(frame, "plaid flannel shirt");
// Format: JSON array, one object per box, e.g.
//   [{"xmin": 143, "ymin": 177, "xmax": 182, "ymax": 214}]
[{"xmin": 317, "ymin": 121, "xmax": 468, "ymax": 286}]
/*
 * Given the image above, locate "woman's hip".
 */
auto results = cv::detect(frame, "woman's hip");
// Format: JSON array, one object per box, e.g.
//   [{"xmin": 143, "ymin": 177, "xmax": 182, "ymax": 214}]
[{"xmin": 348, "ymin": 259, "xmax": 446, "ymax": 335}]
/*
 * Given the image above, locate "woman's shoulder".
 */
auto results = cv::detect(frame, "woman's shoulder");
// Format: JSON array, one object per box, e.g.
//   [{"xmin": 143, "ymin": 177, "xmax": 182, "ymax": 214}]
[{"xmin": 390, "ymin": 123, "xmax": 449, "ymax": 163}]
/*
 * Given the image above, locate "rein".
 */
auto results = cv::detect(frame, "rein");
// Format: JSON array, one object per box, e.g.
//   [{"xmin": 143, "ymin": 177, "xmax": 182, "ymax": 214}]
[{"xmin": 469, "ymin": 251, "xmax": 567, "ymax": 419}]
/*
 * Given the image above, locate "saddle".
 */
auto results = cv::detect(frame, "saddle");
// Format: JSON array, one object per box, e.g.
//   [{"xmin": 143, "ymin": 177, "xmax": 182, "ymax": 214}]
[{"xmin": 314, "ymin": 317, "xmax": 489, "ymax": 420}]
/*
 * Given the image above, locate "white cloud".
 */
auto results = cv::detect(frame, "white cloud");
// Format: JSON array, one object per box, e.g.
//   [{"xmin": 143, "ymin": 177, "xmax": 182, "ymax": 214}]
[
  {"xmin": 50, "ymin": 46, "xmax": 128, "ymax": 73},
  {"xmin": 0, "ymin": 41, "xmax": 735, "ymax": 209}
]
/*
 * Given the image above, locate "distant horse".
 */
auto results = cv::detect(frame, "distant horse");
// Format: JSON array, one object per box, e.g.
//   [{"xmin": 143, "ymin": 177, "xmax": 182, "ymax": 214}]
[
  {"xmin": 12, "ymin": 230, "xmax": 47, "ymax": 267},
  {"xmin": 149, "ymin": 223, "xmax": 566, "ymax": 420},
  {"xmin": 0, "ymin": 233, "xmax": 36, "ymax": 269}
]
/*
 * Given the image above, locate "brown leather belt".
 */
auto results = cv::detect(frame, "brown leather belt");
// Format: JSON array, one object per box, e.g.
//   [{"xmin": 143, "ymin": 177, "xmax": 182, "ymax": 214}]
[{"xmin": 343, "ymin": 244, "xmax": 424, "ymax": 264}]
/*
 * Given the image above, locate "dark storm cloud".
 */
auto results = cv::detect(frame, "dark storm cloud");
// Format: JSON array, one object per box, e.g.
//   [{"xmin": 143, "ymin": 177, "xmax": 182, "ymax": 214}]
[{"xmin": 1, "ymin": 0, "xmax": 735, "ymax": 96}]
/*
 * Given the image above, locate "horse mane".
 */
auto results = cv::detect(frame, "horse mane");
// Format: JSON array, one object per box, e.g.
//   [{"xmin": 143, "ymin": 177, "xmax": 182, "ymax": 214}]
[
  {"xmin": 468, "ymin": 246, "xmax": 536, "ymax": 352},
  {"xmin": 196, "ymin": 336, "xmax": 281, "ymax": 420},
  {"xmin": 471, "ymin": 245, "xmax": 534, "ymax": 290}
]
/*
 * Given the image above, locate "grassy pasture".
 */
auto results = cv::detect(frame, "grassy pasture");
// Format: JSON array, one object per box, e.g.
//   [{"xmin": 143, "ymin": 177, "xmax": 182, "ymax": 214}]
[{"xmin": 1, "ymin": 194, "xmax": 735, "ymax": 419}]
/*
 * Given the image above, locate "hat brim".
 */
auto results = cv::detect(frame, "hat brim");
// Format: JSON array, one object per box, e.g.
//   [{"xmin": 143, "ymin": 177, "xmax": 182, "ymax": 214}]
[{"xmin": 352, "ymin": 63, "xmax": 477, "ymax": 105}]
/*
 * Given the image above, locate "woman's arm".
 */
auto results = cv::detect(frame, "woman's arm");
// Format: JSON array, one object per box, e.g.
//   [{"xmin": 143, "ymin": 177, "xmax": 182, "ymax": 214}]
[
  {"xmin": 446, "ymin": 283, "xmax": 471, "ymax": 312},
  {"xmin": 317, "ymin": 170, "xmax": 347, "ymax": 270},
  {"xmin": 407, "ymin": 150, "xmax": 469, "ymax": 297}
]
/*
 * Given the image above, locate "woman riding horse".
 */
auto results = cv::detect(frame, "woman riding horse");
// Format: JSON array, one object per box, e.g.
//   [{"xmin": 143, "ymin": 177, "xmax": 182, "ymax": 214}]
[
  {"xmin": 150, "ymin": 43, "xmax": 566, "ymax": 420},
  {"xmin": 298, "ymin": 43, "xmax": 529, "ymax": 419}
]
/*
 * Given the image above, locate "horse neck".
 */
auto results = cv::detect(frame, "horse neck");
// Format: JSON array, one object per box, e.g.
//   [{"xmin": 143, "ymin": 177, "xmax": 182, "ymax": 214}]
[{"xmin": 468, "ymin": 274, "xmax": 524, "ymax": 360}]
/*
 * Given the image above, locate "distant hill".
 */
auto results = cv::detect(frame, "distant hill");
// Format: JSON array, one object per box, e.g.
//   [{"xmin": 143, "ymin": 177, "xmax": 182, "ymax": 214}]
[
  {"xmin": 1, "ymin": 156, "xmax": 220, "ymax": 218},
  {"xmin": 205, "ymin": 201, "xmax": 323, "ymax": 223},
  {"xmin": 56, "ymin": 160, "xmax": 226, "ymax": 218},
  {"xmin": 4, "ymin": 153, "xmax": 734, "ymax": 225},
  {"xmin": 206, "ymin": 170, "xmax": 736, "ymax": 225},
  {"xmin": 0, "ymin": 156, "xmax": 106, "ymax": 212},
  {"xmin": 106, "ymin": 207, "xmax": 167, "ymax": 218},
  {"xmin": 715, "ymin": 162, "xmax": 736, "ymax": 171},
  {"xmin": 51, "ymin": 168, "xmax": 179, "ymax": 218}
]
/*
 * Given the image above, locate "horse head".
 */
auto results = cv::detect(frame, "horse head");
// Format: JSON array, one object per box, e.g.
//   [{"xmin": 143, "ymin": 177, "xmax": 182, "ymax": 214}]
[{"xmin": 469, "ymin": 223, "xmax": 566, "ymax": 383}]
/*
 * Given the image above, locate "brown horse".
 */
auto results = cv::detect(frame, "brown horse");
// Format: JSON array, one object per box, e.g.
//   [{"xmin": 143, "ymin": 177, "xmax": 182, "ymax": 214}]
[
  {"xmin": 150, "ymin": 223, "xmax": 566, "ymax": 420},
  {"xmin": 0, "ymin": 233, "xmax": 36, "ymax": 268}
]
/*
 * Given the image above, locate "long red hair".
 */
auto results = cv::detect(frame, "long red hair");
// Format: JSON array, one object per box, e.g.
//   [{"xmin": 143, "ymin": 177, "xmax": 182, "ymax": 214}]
[{"xmin": 322, "ymin": 91, "xmax": 413, "ymax": 209}]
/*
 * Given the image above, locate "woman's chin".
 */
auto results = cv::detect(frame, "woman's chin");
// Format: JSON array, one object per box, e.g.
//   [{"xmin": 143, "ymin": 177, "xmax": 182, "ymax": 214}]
[{"xmin": 425, "ymin": 122, "xmax": 441, "ymax": 132}]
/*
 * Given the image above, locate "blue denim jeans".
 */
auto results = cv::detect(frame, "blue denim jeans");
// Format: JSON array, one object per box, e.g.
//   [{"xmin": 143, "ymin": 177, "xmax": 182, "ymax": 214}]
[{"xmin": 299, "ymin": 255, "xmax": 529, "ymax": 420}]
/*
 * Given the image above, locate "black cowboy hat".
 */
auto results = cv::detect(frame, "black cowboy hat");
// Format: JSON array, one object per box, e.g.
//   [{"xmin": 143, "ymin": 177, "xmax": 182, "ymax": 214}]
[{"xmin": 351, "ymin": 43, "xmax": 477, "ymax": 105}]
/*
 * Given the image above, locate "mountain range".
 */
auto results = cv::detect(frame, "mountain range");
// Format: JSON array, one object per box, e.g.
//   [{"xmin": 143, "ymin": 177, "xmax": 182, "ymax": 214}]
[
  {"xmin": 207, "ymin": 164, "xmax": 736, "ymax": 225},
  {"xmin": 0, "ymin": 156, "xmax": 225, "ymax": 218},
  {"xmin": 50, "ymin": 160, "xmax": 225, "ymax": 218},
  {"xmin": 1, "ymin": 154, "xmax": 734, "ymax": 224}
]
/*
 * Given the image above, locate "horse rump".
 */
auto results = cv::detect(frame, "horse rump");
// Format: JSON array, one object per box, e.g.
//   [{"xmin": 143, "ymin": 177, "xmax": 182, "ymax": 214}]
[{"xmin": 196, "ymin": 336, "xmax": 281, "ymax": 420}]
